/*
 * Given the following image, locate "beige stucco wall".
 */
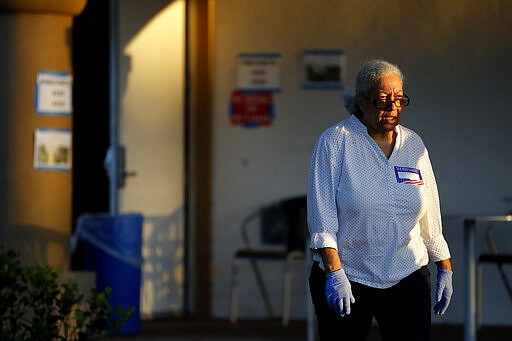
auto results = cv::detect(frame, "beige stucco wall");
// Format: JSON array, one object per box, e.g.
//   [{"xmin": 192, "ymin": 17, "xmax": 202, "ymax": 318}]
[
  {"xmin": 212, "ymin": 0, "xmax": 512, "ymax": 325},
  {"xmin": 0, "ymin": 0, "xmax": 86, "ymax": 269}
]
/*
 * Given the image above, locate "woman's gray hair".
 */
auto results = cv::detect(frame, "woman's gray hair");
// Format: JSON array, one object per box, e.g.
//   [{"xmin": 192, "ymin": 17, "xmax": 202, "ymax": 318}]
[{"xmin": 343, "ymin": 59, "xmax": 405, "ymax": 117}]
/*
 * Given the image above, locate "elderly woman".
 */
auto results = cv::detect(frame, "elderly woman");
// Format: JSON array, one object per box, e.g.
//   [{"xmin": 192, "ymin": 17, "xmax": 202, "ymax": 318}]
[{"xmin": 307, "ymin": 59, "xmax": 453, "ymax": 341}]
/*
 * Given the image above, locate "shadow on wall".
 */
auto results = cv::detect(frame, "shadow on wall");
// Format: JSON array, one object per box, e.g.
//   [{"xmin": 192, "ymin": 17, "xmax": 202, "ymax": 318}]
[
  {"xmin": 0, "ymin": 224, "xmax": 69, "ymax": 269},
  {"xmin": 142, "ymin": 207, "xmax": 185, "ymax": 317}
]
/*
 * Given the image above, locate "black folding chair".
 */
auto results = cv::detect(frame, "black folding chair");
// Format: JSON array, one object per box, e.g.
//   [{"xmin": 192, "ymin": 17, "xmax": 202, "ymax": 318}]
[{"xmin": 229, "ymin": 196, "xmax": 307, "ymax": 326}]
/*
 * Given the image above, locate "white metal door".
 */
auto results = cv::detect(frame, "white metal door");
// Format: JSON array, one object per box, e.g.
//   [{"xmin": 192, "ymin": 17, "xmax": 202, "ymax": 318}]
[{"xmin": 117, "ymin": 0, "xmax": 185, "ymax": 318}]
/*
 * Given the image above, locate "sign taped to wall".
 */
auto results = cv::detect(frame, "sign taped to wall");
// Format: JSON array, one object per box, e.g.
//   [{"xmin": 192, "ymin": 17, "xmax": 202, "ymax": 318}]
[
  {"xmin": 35, "ymin": 71, "xmax": 72, "ymax": 115},
  {"xmin": 230, "ymin": 91, "xmax": 274, "ymax": 128},
  {"xmin": 33, "ymin": 128, "xmax": 72, "ymax": 171},
  {"xmin": 237, "ymin": 53, "xmax": 281, "ymax": 92},
  {"xmin": 302, "ymin": 50, "xmax": 346, "ymax": 90}
]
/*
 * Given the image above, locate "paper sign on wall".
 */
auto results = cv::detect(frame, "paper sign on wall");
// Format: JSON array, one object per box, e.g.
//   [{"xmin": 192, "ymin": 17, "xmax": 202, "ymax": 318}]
[
  {"xmin": 302, "ymin": 50, "xmax": 346, "ymax": 90},
  {"xmin": 230, "ymin": 91, "xmax": 274, "ymax": 128},
  {"xmin": 35, "ymin": 71, "xmax": 72, "ymax": 115},
  {"xmin": 236, "ymin": 53, "xmax": 281, "ymax": 92},
  {"xmin": 34, "ymin": 128, "xmax": 72, "ymax": 171}
]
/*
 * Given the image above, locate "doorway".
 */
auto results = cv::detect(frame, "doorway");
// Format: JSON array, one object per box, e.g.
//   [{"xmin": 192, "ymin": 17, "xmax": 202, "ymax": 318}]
[
  {"xmin": 118, "ymin": 0, "xmax": 186, "ymax": 318},
  {"xmin": 73, "ymin": 0, "xmax": 187, "ymax": 318}
]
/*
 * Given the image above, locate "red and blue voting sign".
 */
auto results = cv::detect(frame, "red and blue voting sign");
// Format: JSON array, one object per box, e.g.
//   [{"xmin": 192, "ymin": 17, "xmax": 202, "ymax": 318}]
[{"xmin": 229, "ymin": 91, "xmax": 274, "ymax": 128}]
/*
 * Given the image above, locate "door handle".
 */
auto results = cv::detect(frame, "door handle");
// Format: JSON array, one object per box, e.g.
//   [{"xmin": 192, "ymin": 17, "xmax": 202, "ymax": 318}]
[{"xmin": 104, "ymin": 145, "xmax": 137, "ymax": 189}]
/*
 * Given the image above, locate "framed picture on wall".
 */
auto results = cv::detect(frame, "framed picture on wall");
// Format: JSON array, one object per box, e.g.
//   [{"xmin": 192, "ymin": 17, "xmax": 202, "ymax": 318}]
[{"xmin": 302, "ymin": 50, "xmax": 346, "ymax": 90}]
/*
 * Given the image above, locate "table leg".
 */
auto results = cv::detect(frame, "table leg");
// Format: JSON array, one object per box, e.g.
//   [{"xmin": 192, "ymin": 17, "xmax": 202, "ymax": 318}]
[{"xmin": 464, "ymin": 219, "xmax": 476, "ymax": 341}]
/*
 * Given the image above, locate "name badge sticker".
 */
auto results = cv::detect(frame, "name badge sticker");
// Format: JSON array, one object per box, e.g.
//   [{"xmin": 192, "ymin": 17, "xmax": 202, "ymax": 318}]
[{"xmin": 394, "ymin": 166, "xmax": 424, "ymax": 185}]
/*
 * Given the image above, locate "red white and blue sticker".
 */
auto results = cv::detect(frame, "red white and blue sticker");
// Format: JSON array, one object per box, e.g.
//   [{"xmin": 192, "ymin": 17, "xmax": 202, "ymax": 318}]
[{"xmin": 394, "ymin": 166, "xmax": 424, "ymax": 185}]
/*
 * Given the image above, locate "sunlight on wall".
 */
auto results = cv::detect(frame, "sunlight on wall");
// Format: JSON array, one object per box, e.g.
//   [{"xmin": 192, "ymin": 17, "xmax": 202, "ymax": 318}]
[{"xmin": 120, "ymin": 0, "xmax": 185, "ymax": 317}]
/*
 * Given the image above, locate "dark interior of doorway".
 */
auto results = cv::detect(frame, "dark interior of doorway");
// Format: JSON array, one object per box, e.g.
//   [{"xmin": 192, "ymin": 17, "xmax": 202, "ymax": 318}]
[{"xmin": 71, "ymin": 0, "xmax": 110, "ymax": 269}]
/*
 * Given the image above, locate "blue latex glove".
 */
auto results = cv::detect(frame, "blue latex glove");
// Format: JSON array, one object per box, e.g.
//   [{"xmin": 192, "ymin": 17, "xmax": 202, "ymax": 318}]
[
  {"xmin": 325, "ymin": 267, "xmax": 355, "ymax": 316},
  {"xmin": 434, "ymin": 269, "xmax": 453, "ymax": 315}
]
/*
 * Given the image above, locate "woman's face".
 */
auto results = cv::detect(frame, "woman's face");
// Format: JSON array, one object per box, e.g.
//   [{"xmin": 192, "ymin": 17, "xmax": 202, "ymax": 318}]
[{"xmin": 357, "ymin": 73, "xmax": 405, "ymax": 135}]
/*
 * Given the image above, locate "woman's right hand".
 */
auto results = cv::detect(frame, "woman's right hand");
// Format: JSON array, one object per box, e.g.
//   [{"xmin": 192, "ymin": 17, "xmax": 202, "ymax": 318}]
[{"xmin": 325, "ymin": 267, "xmax": 355, "ymax": 316}]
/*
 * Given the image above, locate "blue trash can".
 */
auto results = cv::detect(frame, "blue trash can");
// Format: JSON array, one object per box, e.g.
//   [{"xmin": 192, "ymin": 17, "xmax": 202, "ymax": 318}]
[{"xmin": 73, "ymin": 213, "xmax": 143, "ymax": 335}]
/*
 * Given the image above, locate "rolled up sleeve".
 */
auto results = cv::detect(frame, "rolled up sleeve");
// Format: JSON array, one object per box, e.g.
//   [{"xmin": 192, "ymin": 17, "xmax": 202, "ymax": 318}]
[{"xmin": 307, "ymin": 128, "xmax": 344, "ymax": 251}]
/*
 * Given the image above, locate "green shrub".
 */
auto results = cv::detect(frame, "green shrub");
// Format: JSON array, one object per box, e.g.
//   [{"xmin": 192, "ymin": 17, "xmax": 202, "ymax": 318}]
[{"xmin": 0, "ymin": 249, "xmax": 133, "ymax": 340}]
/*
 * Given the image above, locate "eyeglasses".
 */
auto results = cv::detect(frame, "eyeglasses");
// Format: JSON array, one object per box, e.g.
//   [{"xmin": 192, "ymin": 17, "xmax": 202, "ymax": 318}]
[{"xmin": 368, "ymin": 94, "xmax": 410, "ymax": 109}]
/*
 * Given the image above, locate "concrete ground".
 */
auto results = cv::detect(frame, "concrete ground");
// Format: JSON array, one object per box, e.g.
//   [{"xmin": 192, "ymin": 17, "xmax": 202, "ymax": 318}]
[{"xmin": 109, "ymin": 318, "xmax": 512, "ymax": 341}]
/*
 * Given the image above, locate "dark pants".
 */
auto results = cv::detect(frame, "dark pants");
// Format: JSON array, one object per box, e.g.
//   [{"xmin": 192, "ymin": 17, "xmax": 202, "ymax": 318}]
[{"xmin": 309, "ymin": 262, "xmax": 431, "ymax": 341}]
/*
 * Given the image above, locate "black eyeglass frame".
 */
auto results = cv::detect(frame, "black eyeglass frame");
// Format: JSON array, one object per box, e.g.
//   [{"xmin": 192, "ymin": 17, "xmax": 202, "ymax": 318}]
[{"xmin": 368, "ymin": 93, "xmax": 410, "ymax": 109}]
